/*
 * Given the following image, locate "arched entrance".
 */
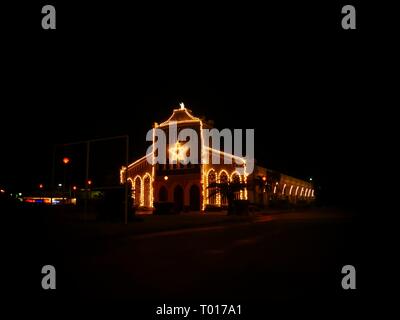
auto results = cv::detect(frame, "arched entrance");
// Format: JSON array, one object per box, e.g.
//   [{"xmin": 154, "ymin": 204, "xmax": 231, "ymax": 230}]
[
  {"xmin": 159, "ymin": 186, "xmax": 168, "ymax": 202},
  {"xmin": 231, "ymin": 172, "xmax": 241, "ymax": 200},
  {"xmin": 134, "ymin": 176, "xmax": 141, "ymax": 207},
  {"xmin": 127, "ymin": 179, "xmax": 134, "ymax": 208},
  {"xmin": 173, "ymin": 185, "xmax": 184, "ymax": 213},
  {"xmin": 208, "ymin": 170, "xmax": 217, "ymax": 205},
  {"xmin": 219, "ymin": 171, "xmax": 228, "ymax": 206},
  {"xmin": 189, "ymin": 184, "xmax": 200, "ymax": 211},
  {"xmin": 143, "ymin": 175, "xmax": 151, "ymax": 207}
]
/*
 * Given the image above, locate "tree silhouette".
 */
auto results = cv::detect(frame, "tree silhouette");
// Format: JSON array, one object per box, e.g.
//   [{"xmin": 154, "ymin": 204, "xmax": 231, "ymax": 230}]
[{"xmin": 207, "ymin": 181, "xmax": 247, "ymax": 214}]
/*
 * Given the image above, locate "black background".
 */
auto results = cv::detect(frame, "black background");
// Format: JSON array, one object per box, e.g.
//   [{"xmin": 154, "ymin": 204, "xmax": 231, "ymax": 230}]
[
  {"xmin": 1, "ymin": 1, "xmax": 395, "ymax": 316},
  {"xmin": 2, "ymin": 1, "xmax": 384, "ymax": 206}
]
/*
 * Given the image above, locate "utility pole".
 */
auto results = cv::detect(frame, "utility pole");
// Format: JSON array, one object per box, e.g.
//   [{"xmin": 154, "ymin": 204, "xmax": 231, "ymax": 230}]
[
  {"xmin": 51, "ymin": 144, "xmax": 56, "ymax": 205},
  {"xmin": 84, "ymin": 141, "xmax": 90, "ymax": 221},
  {"xmin": 124, "ymin": 136, "xmax": 129, "ymax": 225},
  {"xmin": 52, "ymin": 135, "xmax": 130, "ymax": 224}
]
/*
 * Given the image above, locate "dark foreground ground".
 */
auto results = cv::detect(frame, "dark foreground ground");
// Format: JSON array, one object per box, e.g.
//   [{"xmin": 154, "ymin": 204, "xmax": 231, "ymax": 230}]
[{"xmin": 4, "ymin": 205, "xmax": 373, "ymax": 317}]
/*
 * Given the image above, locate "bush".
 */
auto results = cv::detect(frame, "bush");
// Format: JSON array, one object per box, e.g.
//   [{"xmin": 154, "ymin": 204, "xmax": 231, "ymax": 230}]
[
  {"xmin": 230, "ymin": 200, "xmax": 249, "ymax": 215},
  {"xmin": 205, "ymin": 205, "xmax": 223, "ymax": 212},
  {"xmin": 153, "ymin": 202, "xmax": 175, "ymax": 215},
  {"xmin": 0, "ymin": 193, "xmax": 17, "ymax": 210},
  {"xmin": 95, "ymin": 188, "xmax": 135, "ymax": 222},
  {"xmin": 269, "ymin": 199, "xmax": 290, "ymax": 209},
  {"xmin": 295, "ymin": 199, "xmax": 312, "ymax": 208}
]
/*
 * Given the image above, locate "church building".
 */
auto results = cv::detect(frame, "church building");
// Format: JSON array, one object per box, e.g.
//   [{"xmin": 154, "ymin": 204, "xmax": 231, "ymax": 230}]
[{"xmin": 120, "ymin": 104, "xmax": 314, "ymax": 212}]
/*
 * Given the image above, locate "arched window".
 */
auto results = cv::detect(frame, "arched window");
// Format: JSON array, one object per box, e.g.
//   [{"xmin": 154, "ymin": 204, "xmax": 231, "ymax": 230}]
[
  {"xmin": 219, "ymin": 171, "xmax": 229, "ymax": 206},
  {"xmin": 143, "ymin": 174, "xmax": 151, "ymax": 207},
  {"xmin": 134, "ymin": 176, "xmax": 142, "ymax": 206},
  {"xmin": 231, "ymin": 172, "xmax": 241, "ymax": 200},
  {"xmin": 208, "ymin": 170, "xmax": 217, "ymax": 205}
]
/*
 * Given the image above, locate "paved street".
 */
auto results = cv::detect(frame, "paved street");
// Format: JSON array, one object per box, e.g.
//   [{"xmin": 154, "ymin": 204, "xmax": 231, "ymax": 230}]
[{"xmin": 36, "ymin": 209, "xmax": 362, "ymax": 303}]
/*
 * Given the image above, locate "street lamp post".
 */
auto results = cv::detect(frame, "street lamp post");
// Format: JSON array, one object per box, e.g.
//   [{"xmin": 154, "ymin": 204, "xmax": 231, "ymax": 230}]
[
  {"xmin": 84, "ymin": 141, "xmax": 90, "ymax": 220},
  {"xmin": 62, "ymin": 157, "xmax": 70, "ymax": 203},
  {"xmin": 124, "ymin": 135, "xmax": 129, "ymax": 225},
  {"xmin": 39, "ymin": 183, "xmax": 44, "ymax": 202},
  {"xmin": 53, "ymin": 135, "xmax": 130, "ymax": 224},
  {"xmin": 72, "ymin": 185, "xmax": 76, "ymax": 200}
]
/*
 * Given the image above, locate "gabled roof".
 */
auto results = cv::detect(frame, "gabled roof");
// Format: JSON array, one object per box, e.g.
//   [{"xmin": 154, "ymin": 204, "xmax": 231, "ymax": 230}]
[
  {"xmin": 158, "ymin": 105, "xmax": 201, "ymax": 127},
  {"xmin": 127, "ymin": 154, "xmax": 151, "ymax": 168},
  {"xmin": 205, "ymin": 146, "xmax": 246, "ymax": 165}
]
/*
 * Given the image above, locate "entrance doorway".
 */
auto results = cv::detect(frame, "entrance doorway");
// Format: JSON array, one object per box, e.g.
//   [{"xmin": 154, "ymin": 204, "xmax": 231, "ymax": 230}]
[
  {"xmin": 159, "ymin": 186, "xmax": 168, "ymax": 202},
  {"xmin": 189, "ymin": 184, "xmax": 200, "ymax": 211},
  {"xmin": 173, "ymin": 185, "xmax": 184, "ymax": 213}
]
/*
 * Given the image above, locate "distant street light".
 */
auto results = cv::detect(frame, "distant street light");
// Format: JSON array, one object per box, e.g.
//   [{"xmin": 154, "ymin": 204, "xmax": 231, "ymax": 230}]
[
  {"xmin": 39, "ymin": 184, "xmax": 44, "ymax": 189},
  {"xmin": 52, "ymin": 135, "xmax": 129, "ymax": 224},
  {"xmin": 309, "ymin": 177, "xmax": 313, "ymax": 181},
  {"xmin": 0, "ymin": 189, "xmax": 5, "ymax": 193},
  {"xmin": 73, "ymin": 186, "xmax": 77, "ymax": 191},
  {"xmin": 58, "ymin": 183, "xmax": 62, "ymax": 187},
  {"xmin": 164, "ymin": 176, "xmax": 168, "ymax": 181},
  {"xmin": 62, "ymin": 157, "xmax": 71, "ymax": 197}
]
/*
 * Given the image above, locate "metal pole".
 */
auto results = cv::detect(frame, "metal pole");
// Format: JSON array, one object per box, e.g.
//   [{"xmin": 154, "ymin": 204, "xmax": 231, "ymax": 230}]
[
  {"xmin": 51, "ymin": 145, "xmax": 56, "ymax": 205},
  {"xmin": 54, "ymin": 135, "xmax": 129, "ymax": 221},
  {"xmin": 124, "ymin": 136, "xmax": 129, "ymax": 225},
  {"xmin": 84, "ymin": 141, "xmax": 90, "ymax": 221},
  {"xmin": 63, "ymin": 165, "xmax": 66, "ymax": 202}
]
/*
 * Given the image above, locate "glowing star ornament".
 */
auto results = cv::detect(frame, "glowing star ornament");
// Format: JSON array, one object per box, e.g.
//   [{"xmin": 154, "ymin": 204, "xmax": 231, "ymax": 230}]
[{"xmin": 169, "ymin": 142, "xmax": 188, "ymax": 162}]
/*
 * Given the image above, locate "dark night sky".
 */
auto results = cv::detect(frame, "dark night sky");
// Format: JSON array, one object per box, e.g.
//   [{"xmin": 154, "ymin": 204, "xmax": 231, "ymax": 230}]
[{"xmin": 1, "ymin": 1, "xmax": 387, "ymax": 207}]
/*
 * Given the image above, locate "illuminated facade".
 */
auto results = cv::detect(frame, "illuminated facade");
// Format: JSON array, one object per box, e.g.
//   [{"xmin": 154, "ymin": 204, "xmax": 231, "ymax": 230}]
[{"xmin": 120, "ymin": 105, "xmax": 315, "ymax": 212}]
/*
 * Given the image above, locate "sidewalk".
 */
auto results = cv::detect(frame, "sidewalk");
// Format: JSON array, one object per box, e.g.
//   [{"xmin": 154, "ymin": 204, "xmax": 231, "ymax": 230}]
[
  {"xmin": 48, "ymin": 211, "xmax": 254, "ymax": 243},
  {"xmin": 46, "ymin": 208, "xmax": 350, "ymax": 245}
]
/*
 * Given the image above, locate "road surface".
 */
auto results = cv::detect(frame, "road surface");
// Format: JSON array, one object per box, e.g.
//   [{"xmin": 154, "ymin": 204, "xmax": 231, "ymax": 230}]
[{"xmin": 32, "ymin": 209, "xmax": 363, "ymax": 303}]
